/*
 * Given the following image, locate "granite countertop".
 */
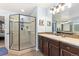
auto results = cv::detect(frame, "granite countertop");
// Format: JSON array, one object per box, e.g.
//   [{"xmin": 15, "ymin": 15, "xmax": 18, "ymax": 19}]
[{"xmin": 38, "ymin": 34, "xmax": 79, "ymax": 47}]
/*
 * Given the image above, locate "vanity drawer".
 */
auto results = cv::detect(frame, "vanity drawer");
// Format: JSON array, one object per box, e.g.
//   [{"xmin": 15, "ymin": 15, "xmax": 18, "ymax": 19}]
[
  {"xmin": 48, "ymin": 38, "xmax": 59, "ymax": 47},
  {"xmin": 60, "ymin": 42, "xmax": 79, "ymax": 55}
]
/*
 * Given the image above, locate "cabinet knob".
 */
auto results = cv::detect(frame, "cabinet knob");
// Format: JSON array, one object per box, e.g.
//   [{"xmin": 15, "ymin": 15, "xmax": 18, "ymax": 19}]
[{"xmin": 66, "ymin": 47, "xmax": 70, "ymax": 50}]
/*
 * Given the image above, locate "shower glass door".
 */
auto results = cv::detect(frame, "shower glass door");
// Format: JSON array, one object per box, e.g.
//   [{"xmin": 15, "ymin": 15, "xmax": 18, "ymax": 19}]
[
  {"xmin": 20, "ymin": 15, "xmax": 36, "ymax": 50},
  {"xmin": 9, "ymin": 14, "xmax": 36, "ymax": 51},
  {"xmin": 9, "ymin": 15, "xmax": 19, "ymax": 50}
]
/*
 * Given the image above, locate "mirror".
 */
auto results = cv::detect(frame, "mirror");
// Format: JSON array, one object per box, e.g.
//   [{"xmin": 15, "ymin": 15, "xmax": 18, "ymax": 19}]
[{"xmin": 56, "ymin": 16, "xmax": 79, "ymax": 34}]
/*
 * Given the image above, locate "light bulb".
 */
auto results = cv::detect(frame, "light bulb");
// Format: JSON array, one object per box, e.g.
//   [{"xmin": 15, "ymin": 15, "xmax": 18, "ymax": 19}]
[
  {"xmin": 54, "ymin": 8, "xmax": 56, "ymax": 12},
  {"xmin": 53, "ymin": 11, "xmax": 55, "ymax": 14},
  {"xmin": 49, "ymin": 10, "xmax": 53, "ymax": 13},
  {"xmin": 56, "ymin": 8, "xmax": 60, "ymax": 13},
  {"xmin": 61, "ymin": 5, "xmax": 65, "ymax": 11}
]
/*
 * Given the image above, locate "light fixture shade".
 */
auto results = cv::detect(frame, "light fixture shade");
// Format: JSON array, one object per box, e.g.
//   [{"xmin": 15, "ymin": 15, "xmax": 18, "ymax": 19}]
[
  {"xmin": 56, "ymin": 8, "xmax": 60, "ymax": 13},
  {"xmin": 50, "ymin": 3, "xmax": 65, "ymax": 14},
  {"xmin": 53, "ymin": 8, "xmax": 56, "ymax": 14},
  {"xmin": 61, "ymin": 5, "xmax": 65, "ymax": 11},
  {"xmin": 49, "ymin": 8, "xmax": 56, "ymax": 15},
  {"xmin": 53, "ymin": 11, "xmax": 55, "ymax": 14},
  {"xmin": 49, "ymin": 10, "xmax": 53, "ymax": 13},
  {"xmin": 56, "ymin": 4, "xmax": 61, "ymax": 13}
]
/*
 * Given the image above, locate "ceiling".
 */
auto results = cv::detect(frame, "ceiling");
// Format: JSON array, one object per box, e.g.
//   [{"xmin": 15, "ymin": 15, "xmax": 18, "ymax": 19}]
[{"xmin": 0, "ymin": 3, "xmax": 55, "ymax": 15}]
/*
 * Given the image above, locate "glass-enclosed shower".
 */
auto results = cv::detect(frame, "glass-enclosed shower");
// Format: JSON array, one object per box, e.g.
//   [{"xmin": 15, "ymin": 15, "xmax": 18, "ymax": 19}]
[{"xmin": 9, "ymin": 14, "xmax": 36, "ymax": 51}]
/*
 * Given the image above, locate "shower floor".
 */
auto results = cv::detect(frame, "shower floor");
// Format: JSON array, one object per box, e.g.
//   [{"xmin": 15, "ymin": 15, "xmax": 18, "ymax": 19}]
[
  {"xmin": 8, "ymin": 47, "xmax": 43, "ymax": 56},
  {"xmin": 11, "ymin": 42, "xmax": 35, "ymax": 50}
]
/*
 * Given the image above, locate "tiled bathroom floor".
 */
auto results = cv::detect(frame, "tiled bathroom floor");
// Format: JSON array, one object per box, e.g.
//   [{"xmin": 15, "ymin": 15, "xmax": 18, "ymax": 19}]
[
  {"xmin": 21, "ymin": 50, "xmax": 43, "ymax": 56},
  {"xmin": 7, "ymin": 49, "xmax": 43, "ymax": 56},
  {"xmin": 11, "ymin": 42, "xmax": 35, "ymax": 50}
]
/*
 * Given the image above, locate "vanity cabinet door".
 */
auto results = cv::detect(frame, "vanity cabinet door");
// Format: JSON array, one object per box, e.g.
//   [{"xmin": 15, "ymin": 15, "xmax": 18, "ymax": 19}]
[
  {"xmin": 49, "ymin": 39, "xmax": 60, "ymax": 56},
  {"xmin": 38, "ymin": 36, "xmax": 49, "ymax": 56},
  {"xmin": 60, "ymin": 42, "xmax": 78, "ymax": 56},
  {"xmin": 49, "ymin": 43, "xmax": 59, "ymax": 56},
  {"xmin": 38, "ymin": 36, "xmax": 43, "ymax": 52},
  {"xmin": 60, "ymin": 49, "xmax": 76, "ymax": 56},
  {"xmin": 42, "ymin": 38, "xmax": 49, "ymax": 56}
]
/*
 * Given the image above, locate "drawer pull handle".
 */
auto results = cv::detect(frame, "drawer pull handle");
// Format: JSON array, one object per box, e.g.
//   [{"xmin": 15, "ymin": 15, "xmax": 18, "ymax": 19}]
[{"xmin": 66, "ymin": 47, "xmax": 70, "ymax": 50}]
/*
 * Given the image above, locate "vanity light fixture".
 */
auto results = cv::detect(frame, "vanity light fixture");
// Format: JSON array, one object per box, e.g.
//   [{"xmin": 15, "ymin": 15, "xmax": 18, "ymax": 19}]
[
  {"xmin": 50, "ymin": 3, "xmax": 65, "ymax": 15},
  {"xmin": 50, "ymin": 8, "xmax": 54, "ymax": 14},
  {"xmin": 53, "ymin": 8, "xmax": 56, "ymax": 14},
  {"xmin": 60, "ymin": 3, "xmax": 65, "ymax": 11},
  {"xmin": 50, "ymin": 7, "xmax": 56, "ymax": 15},
  {"xmin": 49, "ymin": 9, "xmax": 53, "ymax": 13},
  {"xmin": 53, "ymin": 11, "xmax": 55, "ymax": 15},
  {"xmin": 61, "ymin": 5, "xmax": 65, "ymax": 11},
  {"xmin": 56, "ymin": 5, "xmax": 60, "ymax": 13}
]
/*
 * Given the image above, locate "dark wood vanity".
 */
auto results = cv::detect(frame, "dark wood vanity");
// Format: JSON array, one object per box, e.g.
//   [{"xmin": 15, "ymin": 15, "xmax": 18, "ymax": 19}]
[
  {"xmin": 38, "ymin": 36, "xmax": 49, "ymax": 55},
  {"xmin": 38, "ymin": 35, "xmax": 60, "ymax": 56},
  {"xmin": 48, "ymin": 39, "xmax": 59, "ymax": 56},
  {"xmin": 38, "ymin": 34, "xmax": 79, "ymax": 56},
  {"xmin": 60, "ymin": 42, "xmax": 79, "ymax": 56}
]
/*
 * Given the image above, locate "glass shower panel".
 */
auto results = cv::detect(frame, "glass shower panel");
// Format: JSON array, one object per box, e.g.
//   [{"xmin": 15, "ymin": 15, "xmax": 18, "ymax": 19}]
[
  {"xmin": 9, "ymin": 15, "xmax": 19, "ymax": 50},
  {"xmin": 9, "ymin": 14, "xmax": 36, "ymax": 51},
  {"xmin": 20, "ymin": 15, "xmax": 35, "ymax": 50},
  {"xmin": 30, "ymin": 17, "xmax": 35, "ymax": 47}
]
